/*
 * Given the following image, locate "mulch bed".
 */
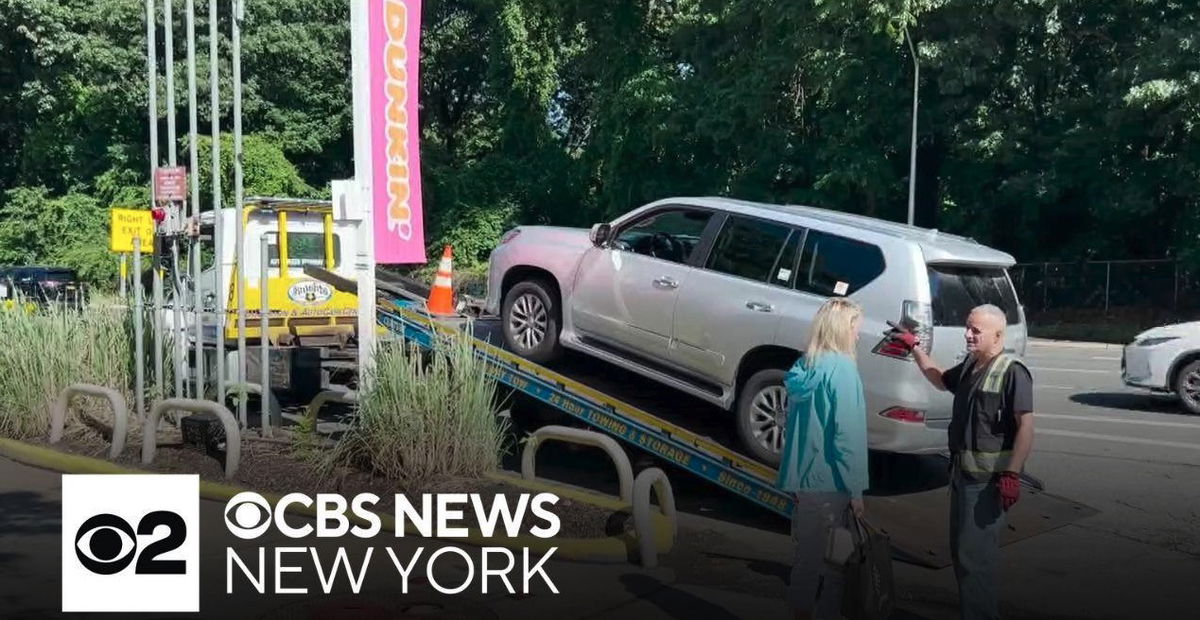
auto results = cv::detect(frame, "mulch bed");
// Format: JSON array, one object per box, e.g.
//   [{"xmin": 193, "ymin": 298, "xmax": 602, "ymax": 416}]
[{"xmin": 27, "ymin": 427, "xmax": 634, "ymax": 541}]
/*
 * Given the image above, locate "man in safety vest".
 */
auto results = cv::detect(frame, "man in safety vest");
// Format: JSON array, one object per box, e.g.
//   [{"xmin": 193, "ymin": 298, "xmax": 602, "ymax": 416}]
[{"xmin": 889, "ymin": 303, "xmax": 1035, "ymax": 620}]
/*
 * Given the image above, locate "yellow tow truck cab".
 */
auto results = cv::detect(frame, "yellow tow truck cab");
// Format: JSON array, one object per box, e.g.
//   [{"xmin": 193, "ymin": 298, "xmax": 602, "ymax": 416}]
[{"xmin": 199, "ymin": 197, "xmax": 359, "ymax": 346}]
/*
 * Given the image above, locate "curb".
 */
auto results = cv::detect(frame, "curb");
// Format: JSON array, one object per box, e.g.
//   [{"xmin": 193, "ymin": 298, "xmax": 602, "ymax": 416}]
[{"xmin": 0, "ymin": 437, "xmax": 673, "ymax": 563}]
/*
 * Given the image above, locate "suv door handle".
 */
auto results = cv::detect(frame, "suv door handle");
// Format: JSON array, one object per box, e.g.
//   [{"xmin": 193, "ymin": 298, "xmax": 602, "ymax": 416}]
[
  {"xmin": 653, "ymin": 276, "xmax": 678, "ymax": 289},
  {"xmin": 745, "ymin": 301, "xmax": 774, "ymax": 313}
]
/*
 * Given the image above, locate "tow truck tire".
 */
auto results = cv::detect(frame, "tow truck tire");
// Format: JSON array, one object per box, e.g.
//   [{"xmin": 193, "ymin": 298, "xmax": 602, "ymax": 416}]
[
  {"xmin": 736, "ymin": 368, "xmax": 788, "ymax": 468},
  {"xmin": 1175, "ymin": 360, "xmax": 1200, "ymax": 415},
  {"xmin": 501, "ymin": 279, "xmax": 563, "ymax": 364}
]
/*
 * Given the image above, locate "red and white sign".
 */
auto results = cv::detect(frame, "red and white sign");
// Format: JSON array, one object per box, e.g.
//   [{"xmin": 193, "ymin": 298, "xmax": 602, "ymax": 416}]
[{"xmin": 154, "ymin": 166, "xmax": 187, "ymax": 203}]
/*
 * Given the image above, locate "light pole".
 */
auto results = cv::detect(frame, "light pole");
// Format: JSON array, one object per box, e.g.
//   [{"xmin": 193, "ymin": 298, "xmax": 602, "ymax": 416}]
[{"xmin": 903, "ymin": 24, "xmax": 919, "ymax": 227}]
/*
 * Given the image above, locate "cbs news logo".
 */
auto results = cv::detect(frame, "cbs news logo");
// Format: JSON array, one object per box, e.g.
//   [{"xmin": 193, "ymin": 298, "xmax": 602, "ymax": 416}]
[{"xmin": 61, "ymin": 475, "xmax": 199, "ymax": 613}]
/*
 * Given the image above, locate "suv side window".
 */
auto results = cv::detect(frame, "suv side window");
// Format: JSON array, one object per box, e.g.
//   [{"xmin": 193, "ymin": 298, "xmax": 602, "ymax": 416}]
[
  {"xmin": 795, "ymin": 229, "xmax": 885, "ymax": 296},
  {"xmin": 705, "ymin": 215, "xmax": 794, "ymax": 284},
  {"xmin": 612, "ymin": 207, "xmax": 713, "ymax": 264}
]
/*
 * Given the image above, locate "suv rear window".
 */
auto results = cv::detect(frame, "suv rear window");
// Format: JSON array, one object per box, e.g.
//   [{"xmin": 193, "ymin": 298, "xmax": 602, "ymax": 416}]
[{"xmin": 927, "ymin": 265, "xmax": 1021, "ymax": 325}]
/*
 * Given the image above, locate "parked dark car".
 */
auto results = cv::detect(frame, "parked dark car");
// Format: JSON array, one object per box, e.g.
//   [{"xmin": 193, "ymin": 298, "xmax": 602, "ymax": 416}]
[{"xmin": 0, "ymin": 265, "xmax": 88, "ymax": 309}]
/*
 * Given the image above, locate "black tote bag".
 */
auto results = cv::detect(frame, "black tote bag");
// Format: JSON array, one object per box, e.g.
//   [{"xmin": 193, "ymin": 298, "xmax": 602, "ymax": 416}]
[{"xmin": 841, "ymin": 512, "xmax": 895, "ymax": 620}]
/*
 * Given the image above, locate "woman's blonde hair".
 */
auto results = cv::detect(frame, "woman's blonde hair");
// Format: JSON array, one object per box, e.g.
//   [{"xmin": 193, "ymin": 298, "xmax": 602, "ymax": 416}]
[{"xmin": 805, "ymin": 297, "xmax": 864, "ymax": 360}]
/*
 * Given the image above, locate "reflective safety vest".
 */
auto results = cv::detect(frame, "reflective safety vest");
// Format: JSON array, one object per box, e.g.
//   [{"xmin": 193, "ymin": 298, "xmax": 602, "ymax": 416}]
[{"xmin": 954, "ymin": 353, "xmax": 1030, "ymax": 481}]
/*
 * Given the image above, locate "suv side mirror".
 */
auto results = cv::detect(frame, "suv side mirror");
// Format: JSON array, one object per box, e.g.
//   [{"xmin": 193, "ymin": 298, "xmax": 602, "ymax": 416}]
[{"xmin": 589, "ymin": 223, "xmax": 612, "ymax": 247}]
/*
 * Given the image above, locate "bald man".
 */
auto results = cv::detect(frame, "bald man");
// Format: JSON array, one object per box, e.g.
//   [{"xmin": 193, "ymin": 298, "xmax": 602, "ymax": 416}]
[{"xmin": 889, "ymin": 304, "xmax": 1035, "ymax": 620}]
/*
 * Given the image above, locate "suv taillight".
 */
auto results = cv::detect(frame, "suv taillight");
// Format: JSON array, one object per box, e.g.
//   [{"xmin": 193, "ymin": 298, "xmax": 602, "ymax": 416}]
[
  {"xmin": 872, "ymin": 300, "xmax": 933, "ymax": 360},
  {"xmin": 879, "ymin": 407, "xmax": 926, "ymax": 423}
]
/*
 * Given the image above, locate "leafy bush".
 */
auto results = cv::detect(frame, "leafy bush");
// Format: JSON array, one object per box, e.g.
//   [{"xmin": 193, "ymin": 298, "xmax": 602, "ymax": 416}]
[{"xmin": 324, "ymin": 322, "xmax": 509, "ymax": 484}]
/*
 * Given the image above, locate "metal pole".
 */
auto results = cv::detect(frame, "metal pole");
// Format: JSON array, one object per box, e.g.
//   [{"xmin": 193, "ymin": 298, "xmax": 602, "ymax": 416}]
[
  {"xmin": 166, "ymin": 0, "xmax": 185, "ymax": 399},
  {"xmin": 209, "ymin": 0, "xmax": 225, "ymax": 407},
  {"xmin": 232, "ymin": 0, "xmax": 247, "ymax": 427},
  {"xmin": 119, "ymin": 254, "xmax": 128, "ymax": 299},
  {"xmin": 186, "ymin": 0, "xmax": 203, "ymax": 400},
  {"xmin": 165, "ymin": 0, "xmax": 176, "ymax": 165},
  {"xmin": 260, "ymin": 236, "xmax": 271, "ymax": 437},
  {"xmin": 134, "ymin": 238, "xmax": 145, "ymax": 420},
  {"xmin": 1105, "ymin": 261, "xmax": 1111, "ymax": 314},
  {"xmin": 171, "ymin": 241, "xmax": 184, "ymax": 398},
  {"xmin": 351, "ymin": 0, "xmax": 378, "ymax": 392},
  {"xmin": 146, "ymin": 0, "xmax": 165, "ymax": 402},
  {"xmin": 904, "ymin": 24, "xmax": 919, "ymax": 227}
]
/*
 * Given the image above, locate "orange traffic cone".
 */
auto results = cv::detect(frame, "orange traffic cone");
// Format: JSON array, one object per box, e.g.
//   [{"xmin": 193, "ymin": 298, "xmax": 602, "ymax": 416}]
[{"xmin": 426, "ymin": 245, "xmax": 456, "ymax": 315}]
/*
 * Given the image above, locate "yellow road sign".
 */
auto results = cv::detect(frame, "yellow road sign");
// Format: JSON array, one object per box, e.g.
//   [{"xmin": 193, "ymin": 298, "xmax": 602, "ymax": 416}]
[{"xmin": 110, "ymin": 208, "xmax": 154, "ymax": 253}]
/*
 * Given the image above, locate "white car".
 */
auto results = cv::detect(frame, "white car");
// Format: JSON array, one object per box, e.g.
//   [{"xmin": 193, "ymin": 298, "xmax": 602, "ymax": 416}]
[{"xmin": 1122, "ymin": 321, "xmax": 1200, "ymax": 414}]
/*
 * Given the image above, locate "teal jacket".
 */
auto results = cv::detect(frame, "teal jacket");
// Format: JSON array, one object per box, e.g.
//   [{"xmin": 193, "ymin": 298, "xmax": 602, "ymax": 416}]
[{"xmin": 776, "ymin": 352, "xmax": 870, "ymax": 498}]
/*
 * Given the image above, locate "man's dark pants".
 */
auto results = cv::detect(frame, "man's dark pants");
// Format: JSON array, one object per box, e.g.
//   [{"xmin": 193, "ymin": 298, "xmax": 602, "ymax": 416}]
[{"xmin": 949, "ymin": 467, "xmax": 1006, "ymax": 620}]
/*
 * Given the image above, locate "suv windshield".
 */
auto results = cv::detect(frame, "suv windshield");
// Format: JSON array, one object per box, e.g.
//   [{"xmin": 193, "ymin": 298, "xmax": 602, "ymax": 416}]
[{"xmin": 927, "ymin": 265, "xmax": 1021, "ymax": 325}]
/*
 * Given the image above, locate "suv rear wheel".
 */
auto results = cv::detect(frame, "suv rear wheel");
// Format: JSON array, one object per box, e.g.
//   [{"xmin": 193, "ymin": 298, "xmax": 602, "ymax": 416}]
[
  {"xmin": 501, "ymin": 279, "xmax": 563, "ymax": 364},
  {"xmin": 736, "ymin": 368, "xmax": 788, "ymax": 467},
  {"xmin": 1175, "ymin": 360, "xmax": 1200, "ymax": 415}
]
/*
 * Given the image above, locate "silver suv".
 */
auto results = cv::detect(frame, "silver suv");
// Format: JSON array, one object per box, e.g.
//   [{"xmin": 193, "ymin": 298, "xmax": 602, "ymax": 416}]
[{"xmin": 484, "ymin": 197, "xmax": 1028, "ymax": 465}]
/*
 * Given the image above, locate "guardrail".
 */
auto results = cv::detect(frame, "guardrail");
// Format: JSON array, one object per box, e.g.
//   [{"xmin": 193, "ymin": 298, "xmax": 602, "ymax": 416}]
[
  {"xmin": 142, "ymin": 398, "xmax": 241, "ymax": 478},
  {"xmin": 49, "ymin": 384, "xmax": 129, "ymax": 460},
  {"xmin": 632, "ymin": 467, "xmax": 677, "ymax": 568},
  {"xmin": 520, "ymin": 425, "xmax": 634, "ymax": 504}
]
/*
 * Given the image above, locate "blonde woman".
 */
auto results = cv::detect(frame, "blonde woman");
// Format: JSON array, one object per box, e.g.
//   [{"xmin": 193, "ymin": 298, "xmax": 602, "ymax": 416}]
[{"xmin": 777, "ymin": 297, "xmax": 870, "ymax": 620}]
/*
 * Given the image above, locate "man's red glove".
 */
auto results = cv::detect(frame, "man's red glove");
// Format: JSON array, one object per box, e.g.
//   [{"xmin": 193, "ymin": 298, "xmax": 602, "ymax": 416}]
[
  {"xmin": 999, "ymin": 471, "xmax": 1021, "ymax": 510},
  {"xmin": 887, "ymin": 323, "xmax": 920, "ymax": 351}
]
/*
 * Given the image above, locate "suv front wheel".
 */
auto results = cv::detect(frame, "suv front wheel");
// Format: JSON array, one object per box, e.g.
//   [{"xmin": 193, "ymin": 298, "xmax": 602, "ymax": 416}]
[
  {"xmin": 1175, "ymin": 359, "xmax": 1200, "ymax": 415},
  {"xmin": 501, "ymin": 279, "xmax": 563, "ymax": 364},
  {"xmin": 736, "ymin": 368, "xmax": 789, "ymax": 467}
]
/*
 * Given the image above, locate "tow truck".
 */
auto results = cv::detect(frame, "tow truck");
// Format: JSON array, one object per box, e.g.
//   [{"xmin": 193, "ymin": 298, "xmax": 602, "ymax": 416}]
[{"xmin": 165, "ymin": 197, "xmax": 366, "ymax": 407}]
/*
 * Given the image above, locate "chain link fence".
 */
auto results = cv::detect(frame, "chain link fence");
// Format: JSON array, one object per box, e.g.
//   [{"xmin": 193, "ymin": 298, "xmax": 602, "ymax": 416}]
[{"xmin": 1009, "ymin": 260, "xmax": 1200, "ymax": 335}]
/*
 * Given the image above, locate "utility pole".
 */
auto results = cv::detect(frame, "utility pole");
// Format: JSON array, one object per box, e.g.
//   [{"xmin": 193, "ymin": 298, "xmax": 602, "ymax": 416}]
[{"xmin": 904, "ymin": 24, "xmax": 919, "ymax": 227}]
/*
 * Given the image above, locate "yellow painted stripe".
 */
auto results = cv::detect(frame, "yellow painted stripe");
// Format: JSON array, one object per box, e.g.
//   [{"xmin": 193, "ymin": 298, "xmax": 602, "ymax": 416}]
[{"xmin": 392, "ymin": 305, "xmax": 777, "ymax": 482}]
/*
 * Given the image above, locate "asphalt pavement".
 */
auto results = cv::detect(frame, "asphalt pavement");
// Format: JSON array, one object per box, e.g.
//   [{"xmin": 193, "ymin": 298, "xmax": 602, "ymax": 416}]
[{"xmin": 510, "ymin": 337, "xmax": 1200, "ymax": 618}]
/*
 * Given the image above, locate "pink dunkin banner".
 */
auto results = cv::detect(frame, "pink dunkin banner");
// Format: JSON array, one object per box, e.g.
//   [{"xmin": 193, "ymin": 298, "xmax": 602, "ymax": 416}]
[{"xmin": 368, "ymin": 0, "xmax": 425, "ymax": 264}]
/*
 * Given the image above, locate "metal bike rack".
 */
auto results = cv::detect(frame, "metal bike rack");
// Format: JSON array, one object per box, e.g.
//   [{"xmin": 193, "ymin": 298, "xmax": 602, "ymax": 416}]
[
  {"xmin": 142, "ymin": 398, "xmax": 241, "ymax": 479},
  {"xmin": 49, "ymin": 384, "xmax": 129, "ymax": 460},
  {"xmin": 632, "ymin": 467, "xmax": 677, "ymax": 568},
  {"xmin": 521, "ymin": 425, "xmax": 634, "ymax": 503},
  {"xmin": 303, "ymin": 389, "xmax": 358, "ymax": 431},
  {"xmin": 219, "ymin": 381, "xmax": 283, "ymax": 431}
]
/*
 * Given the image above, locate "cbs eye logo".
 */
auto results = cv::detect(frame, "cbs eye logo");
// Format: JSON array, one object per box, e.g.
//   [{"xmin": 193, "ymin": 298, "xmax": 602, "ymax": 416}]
[
  {"xmin": 74, "ymin": 511, "xmax": 186, "ymax": 575},
  {"xmin": 224, "ymin": 492, "xmax": 272, "ymax": 539}
]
